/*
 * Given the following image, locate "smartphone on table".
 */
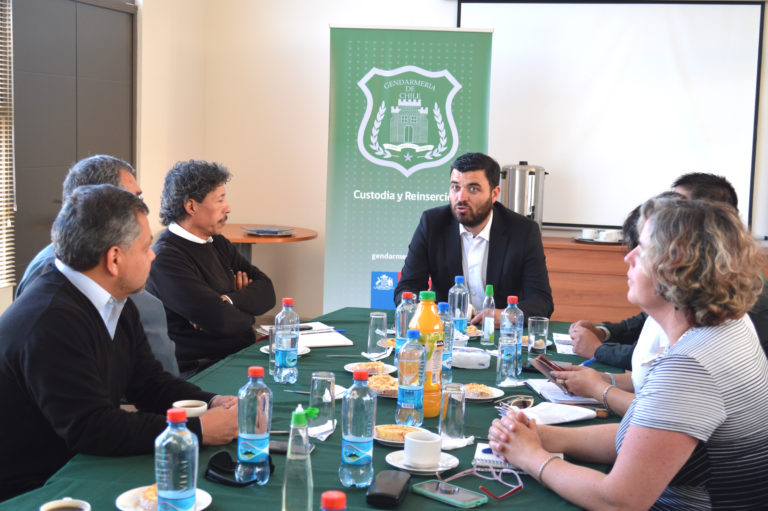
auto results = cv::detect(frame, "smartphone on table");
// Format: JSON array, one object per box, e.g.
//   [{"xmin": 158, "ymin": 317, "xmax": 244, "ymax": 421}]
[{"xmin": 412, "ymin": 480, "xmax": 488, "ymax": 508}]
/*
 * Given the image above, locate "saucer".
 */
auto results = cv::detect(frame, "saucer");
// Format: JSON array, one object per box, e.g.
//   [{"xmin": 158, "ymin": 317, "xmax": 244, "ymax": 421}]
[
  {"xmin": 385, "ymin": 450, "xmax": 459, "ymax": 475},
  {"xmin": 259, "ymin": 345, "xmax": 311, "ymax": 356}
]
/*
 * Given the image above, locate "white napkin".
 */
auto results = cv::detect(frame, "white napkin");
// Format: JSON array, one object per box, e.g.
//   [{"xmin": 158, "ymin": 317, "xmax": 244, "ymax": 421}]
[
  {"xmin": 501, "ymin": 402, "xmax": 596, "ymax": 425},
  {"xmin": 307, "ymin": 419, "xmax": 336, "ymax": 441},
  {"xmin": 451, "ymin": 347, "xmax": 491, "ymax": 369},
  {"xmin": 440, "ymin": 435, "xmax": 475, "ymax": 450}
]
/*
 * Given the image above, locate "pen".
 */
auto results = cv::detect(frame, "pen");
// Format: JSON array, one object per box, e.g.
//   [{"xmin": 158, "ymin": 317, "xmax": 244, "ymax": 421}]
[{"xmin": 581, "ymin": 357, "xmax": 597, "ymax": 366}]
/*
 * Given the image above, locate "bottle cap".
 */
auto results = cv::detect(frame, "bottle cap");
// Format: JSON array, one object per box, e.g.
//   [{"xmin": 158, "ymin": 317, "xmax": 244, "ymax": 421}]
[
  {"xmin": 321, "ymin": 490, "xmax": 347, "ymax": 510},
  {"xmin": 248, "ymin": 366, "xmax": 264, "ymax": 378},
  {"xmin": 419, "ymin": 290, "xmax": 436, "ymax": 301},
  {"xmin": 290, "ymin": 405, "xmax": 318, "ymax": 426},
  {"xmin": 507, "ymin": 296, "xmax": 518, "ymax": 304},
  {"xmin": 454, "ymin": 275, "xmax": 465, "ymax": 284},
  {"xmin": 485, "ymin": 284, "xmax": 494, "ymax": 296},
  {"xmin": 282, "ymin": 297, "xmax": 294, "ymax": 307},
  {"xmin": 166, "ymin": 408, "xmax": 187, "ymax": 422},
  {"xmin": 407, "ymin": 329, "xmax": 420, "ymax": 339},
  {"xmin": 437, "ymin": 301, "xmax": 449, "ymax": 312},
  {"xmin": 402, "ymin": 291, "xmax": 414, "ymax": 299},
  {"xmin": 353, "ymin": 369, "xmax": 369, "ymax": 381}
]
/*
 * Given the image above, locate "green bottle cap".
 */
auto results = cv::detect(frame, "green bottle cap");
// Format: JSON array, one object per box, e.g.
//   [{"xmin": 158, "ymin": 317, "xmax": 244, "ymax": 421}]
[
  {"xmin": 485, "ymin": 284, "xmax": 494, "ymax": 296},
  {"xmin": 419, "ymin": 290, "xmax": 436, "ymax": 301},
  {"xmin": 290, "ymin": 406, "xmax": 319, "ymax": 426}
]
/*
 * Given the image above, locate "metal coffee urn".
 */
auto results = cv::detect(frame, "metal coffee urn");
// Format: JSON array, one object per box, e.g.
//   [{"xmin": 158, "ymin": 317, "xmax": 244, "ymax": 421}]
[{"xmin": 500, "ymin": 161, "xmax": 547, "ymax": 227}]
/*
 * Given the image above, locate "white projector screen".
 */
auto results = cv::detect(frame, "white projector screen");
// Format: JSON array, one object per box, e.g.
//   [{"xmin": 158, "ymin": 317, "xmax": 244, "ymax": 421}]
[{"xmin": 459, "ymin": 1, "xmax": 762, "ymax": 227}]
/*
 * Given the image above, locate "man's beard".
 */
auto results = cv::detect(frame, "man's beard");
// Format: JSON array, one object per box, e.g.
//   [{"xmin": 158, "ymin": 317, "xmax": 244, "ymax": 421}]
[{"xmin": 451, "ymin": 196, "xmax": 493, "ymax": 228}]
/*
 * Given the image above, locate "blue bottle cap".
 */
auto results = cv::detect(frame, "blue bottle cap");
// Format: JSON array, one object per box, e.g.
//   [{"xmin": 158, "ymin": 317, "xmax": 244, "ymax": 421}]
[
  {"xmin": 454, "ymin": 275, "xmax": 465, "ymax": 284},
  {"xmin": 438, "ymin": 302, "xmax": 449, "ymax": 312},
  {"xmin": 407, "ymin": 329, "xmax": 420, "ymax": 339}
]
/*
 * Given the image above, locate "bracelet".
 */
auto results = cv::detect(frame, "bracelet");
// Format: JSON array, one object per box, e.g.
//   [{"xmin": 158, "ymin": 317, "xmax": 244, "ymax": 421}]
[
  {"xmin": 536, "ymin": 454, "xmax": 560, "ymax": 488},
  {"xmin": 604, "ymin": 372, "xmax": 616, "ymax": 386},
  {"xmin": 602, "ymin": 384, "xmax": 616, "ymax": 410}
]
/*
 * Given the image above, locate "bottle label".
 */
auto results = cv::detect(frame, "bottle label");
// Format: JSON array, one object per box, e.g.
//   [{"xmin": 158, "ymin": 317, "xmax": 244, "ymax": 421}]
[
  {"xmin": 397, "ymin": 386, "xmax": 424, "ymax": 409},
  {"xmin": 238, "ymin": 433, "xmax": 269, "ymax": 463},
  {"xmin": 453, "ymin": 317, "xmax": 467, "ymax": 335},
  {"xmin": 275, "ymin": 348, "xmax": 298, "ymax": 368},
  {"xmin": 341, "ymin": 437, "xmax": 373, "ymax": 466},
  {"xmin": 158, "ymin": 494, "xmax": 195, "ymax": 511}
]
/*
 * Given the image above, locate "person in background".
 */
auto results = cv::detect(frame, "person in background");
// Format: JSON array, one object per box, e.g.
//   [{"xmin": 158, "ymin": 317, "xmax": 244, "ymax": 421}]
[
  {"xmin": 0, "ymin": 185, "xmax": 238, "ymax": 501},
  {"xmin": 394, "ymin": 152, "xmax": 553, "ymax": 325},
  {"xmin": 571, "ymin": 172, "xmax": 768, "ymax": 366},
  {"xmin": 146, "ymin": 160, "xmax": 275, "ymax": 376},
  {"xmin": 489, "ymin": 197, "xmax": 768, "ymax": 509},
  {"xmin": 15, "ymin": 154, "xmax": 179, "ymax": 375}
]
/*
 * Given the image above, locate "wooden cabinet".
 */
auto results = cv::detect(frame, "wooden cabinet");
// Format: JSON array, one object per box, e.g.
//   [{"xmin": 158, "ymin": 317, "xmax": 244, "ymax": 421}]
[{"xmin": 542, "ymin": 237, "xmax": 641, "ymax": 323}]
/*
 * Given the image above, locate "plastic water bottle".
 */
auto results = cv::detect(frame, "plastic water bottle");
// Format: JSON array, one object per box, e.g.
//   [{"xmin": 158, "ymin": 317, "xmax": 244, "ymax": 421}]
[
  {"xmin": 394, "ymin": 291, "xmax": 417, "ymax": 365},
  {"xmin": 448, "ymin": 276, "xmax": 469, "ymax": 346},
  {"xmin": 236, "ymin": 366, "xmax": 273, "ymax": 485},
  {"xmin": 481, "ymin": 284, "xmax": 496, "ymax": 346},
  {"xmin": 155, "ymin": 408, "xmax": 198, "ymax": 511},
  {"xmin": 339, "ymin": 369, "xmax": 377, "ymax": 488},
  {"xmin": 282, "ymin": 404, "xmax": 315, "ymax": 511},
  {"xmin": 396, "ymin": 329, "xmax": 426, "ymax": 426},
  {"xmin": 274, "ymin": 297, "xmax": 299, "ymax": 384},
  {"xmin": 497, "ymin": 296, "xmax": 525, "ymax": 386},
  {"xmin": 321, "ymin": 490, "xmax": 347, "ymax": 511},
  {"xmin": 438, "ymin": 302, "xmax": 454, "ymax": 384}
]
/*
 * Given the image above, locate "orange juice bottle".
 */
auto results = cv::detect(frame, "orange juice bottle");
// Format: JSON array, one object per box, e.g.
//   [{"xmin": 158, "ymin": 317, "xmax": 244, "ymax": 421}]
[{"xmin": 408, "ymin": 290, "xmax": 444, "ymax": 418}]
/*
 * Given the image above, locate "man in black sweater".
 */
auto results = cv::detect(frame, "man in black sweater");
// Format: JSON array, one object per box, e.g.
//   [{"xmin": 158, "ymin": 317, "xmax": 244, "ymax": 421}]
[
  {"xmin": 146, "ymin": 160, "xmax": 276, "ymax": 375},
  {"xmin": 0, "ymin": 185, "xmax": 238, "ymax": 501}
]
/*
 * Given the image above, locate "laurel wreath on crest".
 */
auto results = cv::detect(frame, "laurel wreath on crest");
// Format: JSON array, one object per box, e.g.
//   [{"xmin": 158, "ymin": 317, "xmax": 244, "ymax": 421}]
[
  {"xmin": 424, "ymin": 102, "xmax": 448, "ymax": 160},
  {"xmin": 369, "ymin": 101, "xmax": 392, "ymax": 158}
]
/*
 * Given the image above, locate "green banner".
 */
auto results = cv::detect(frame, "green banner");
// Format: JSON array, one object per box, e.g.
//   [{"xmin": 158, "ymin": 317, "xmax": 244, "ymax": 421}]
[{"xmin": 324, "ymin": 28, "xmax": 492, "ymax": 312}]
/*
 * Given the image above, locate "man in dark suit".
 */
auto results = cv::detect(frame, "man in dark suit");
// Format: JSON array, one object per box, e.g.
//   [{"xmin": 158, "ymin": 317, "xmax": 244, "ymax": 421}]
[{"xmin": 394, "ymin": 152, "xmax": 553, "ymax": 325}]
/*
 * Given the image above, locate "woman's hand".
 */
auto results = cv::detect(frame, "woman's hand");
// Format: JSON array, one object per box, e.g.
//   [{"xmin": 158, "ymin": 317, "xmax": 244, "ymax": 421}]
[
  {"xmin": 488, "ymin": 410, "xmax": 547, "ymax": 474},
  {"xmin": 551, "ymin": 365, "xmax": 608, "ymax": 400}
]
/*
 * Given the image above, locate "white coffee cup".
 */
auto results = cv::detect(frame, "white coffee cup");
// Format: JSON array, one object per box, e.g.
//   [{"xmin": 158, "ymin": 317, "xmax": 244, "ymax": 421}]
[
  {"xmin": 598, "ymin": 229, "xmax": 621, "ymax": 242},
  {"xmin": 172, "ymin": 399, "xmax": 208, "ymax": 418},
  {"xmin": 39, "ymin": 497, "xmax": 91, "ymax": 511},
  {"xmin": 403, "ymin": 430, "xmax": 441, "ymax": 468},
  {"xmin": 581, "ymin": 228, "xmax": 598, "ymax": 240}
]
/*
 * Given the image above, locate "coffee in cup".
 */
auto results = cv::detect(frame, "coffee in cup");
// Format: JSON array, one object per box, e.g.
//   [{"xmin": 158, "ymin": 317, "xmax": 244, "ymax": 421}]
[{"xmin": 171, "ymin": 399, "xmax": 208, "ymax": 418}]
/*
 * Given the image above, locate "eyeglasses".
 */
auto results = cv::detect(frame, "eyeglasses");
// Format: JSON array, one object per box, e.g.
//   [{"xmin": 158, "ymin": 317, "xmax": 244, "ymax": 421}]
[
  {"xmin": 437, "ymin": 465, "xmax": 523, "ymax": 500},
  {"xmin": 204, "ymin": 450, "xmax": 275, "ymax": 487}
]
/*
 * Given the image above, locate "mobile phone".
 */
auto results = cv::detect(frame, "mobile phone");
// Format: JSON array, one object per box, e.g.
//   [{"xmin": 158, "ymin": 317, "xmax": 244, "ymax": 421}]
[
  {"xmin": 269, "ymin": 439, "xmax": 315, "ymax": 455},
  {"xmin": 412, "ymin": 480, "xmax": 488, "ymax": 508},
  {"xmin": 530, "ymin": 355, "xmax": 569, "ymax": 393}
]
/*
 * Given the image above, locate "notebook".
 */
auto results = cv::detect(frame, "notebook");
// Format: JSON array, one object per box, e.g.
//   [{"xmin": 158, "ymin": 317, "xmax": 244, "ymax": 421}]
[
  {"xmin": 473, "ymin": 443, "xmax": 564, "ymax": 474},
  {"xmin": 525, "ymin": 379, "xmax": 600, "ymax": 405}
]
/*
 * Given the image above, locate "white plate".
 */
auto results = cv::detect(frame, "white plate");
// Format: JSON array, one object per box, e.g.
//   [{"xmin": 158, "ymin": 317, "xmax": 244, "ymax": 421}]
[
  {"xmin": 374, "ymin": 426, "xmax": 429, "ymax": 447},
  {"xmin": 465, "ymin": 385, "xmax": 505, "ymax": 402},
  {"xmin": 385, "ymin": 450, "xmax": 459, "ymax": 475},
  {"xmin": 116, "ymin": 486, "xmax": 211, "ymax": 511},
  {"xmin": 259, "ymin": 345, "xmax": 311, "ymax": 356},
  {"xmin": 344, "ymin": 362, "xmax": 397, "ymax": 375}
]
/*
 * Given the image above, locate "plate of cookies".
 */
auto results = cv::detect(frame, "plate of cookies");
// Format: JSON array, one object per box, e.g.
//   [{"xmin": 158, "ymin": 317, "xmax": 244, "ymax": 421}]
[
  {"xmin": 344, "ymin": 361, "xmax": 397, "ymax": 375},
  {"xmin": 116, "ymin": 484, "xmax": 212, "ymax": 511},
  {"xmin": 377, "ymin": 337, "xmax": 397, "ymax": 349},
  {"xmin": 374, "ymin": 424, "xmax": 428, "ymax": 447},
  {"xmin": 463, "ymin": 382, "xmax": 504, "ymax": 402}
]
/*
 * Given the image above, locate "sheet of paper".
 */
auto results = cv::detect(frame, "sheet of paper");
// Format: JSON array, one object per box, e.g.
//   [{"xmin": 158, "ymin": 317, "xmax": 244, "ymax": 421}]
[
  {"xmin": 553, "ymin": 333, "xmax": 575, "ymax": 354},
  {"xmin": 525, "ymin": 379, "xmax": 600, "ymax": 405},
  {"xmin": 257, "ymin": 321, "xmax": 354, "ymax": 348}
]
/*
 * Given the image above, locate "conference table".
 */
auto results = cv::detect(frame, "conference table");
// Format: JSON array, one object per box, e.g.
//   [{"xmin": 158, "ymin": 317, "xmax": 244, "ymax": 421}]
[{"xmin": 2, "ymin": 308, "xmax": 619, "ymax": 510}]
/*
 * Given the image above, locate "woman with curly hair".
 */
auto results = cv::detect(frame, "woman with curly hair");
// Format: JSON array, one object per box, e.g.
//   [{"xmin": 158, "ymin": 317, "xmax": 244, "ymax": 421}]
[{"xmin": 488, "ymin": 197, "xmax": 768, "ymax": 510}]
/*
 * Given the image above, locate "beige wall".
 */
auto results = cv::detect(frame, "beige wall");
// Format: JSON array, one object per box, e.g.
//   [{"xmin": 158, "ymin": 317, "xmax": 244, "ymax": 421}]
[{"xmin": 136, "ymin": 0, "xmax": 457, "ymax": 319}]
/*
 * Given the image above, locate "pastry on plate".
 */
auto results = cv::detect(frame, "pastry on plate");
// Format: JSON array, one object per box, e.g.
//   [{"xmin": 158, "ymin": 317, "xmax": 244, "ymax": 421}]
[
  {"xmin": 139, "ymin": 483, "xmax": 157, "ymax": 511},
  {"xmin": 354, "ymin": 360, "xmax": 386, "ymax": 374},
  {"xmin": 466, "ymin": 324, "xmax": 480, "ymax": 337},
  {"xmin": 464, "ymin": 382, "xmax": 493, "ymax": 398},
  {"xmin": 375, "ymin": 424, "xmax": 421, "ymax": 442},
  {"xmin": 368, "ymin": 374, "xmax": 398, "ymax": 397}
]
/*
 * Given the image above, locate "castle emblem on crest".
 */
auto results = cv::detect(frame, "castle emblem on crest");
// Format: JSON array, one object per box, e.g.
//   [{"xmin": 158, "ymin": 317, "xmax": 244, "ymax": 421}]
[{"xmin": 357, "ymin": 65, "xmax": 462, "ymax": 177}]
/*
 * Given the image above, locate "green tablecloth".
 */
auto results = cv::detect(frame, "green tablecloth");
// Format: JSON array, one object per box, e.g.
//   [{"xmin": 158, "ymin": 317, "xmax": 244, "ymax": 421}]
[{"xmin": 3, "ymin": 307, "xmax": 617, "ymax": 510}]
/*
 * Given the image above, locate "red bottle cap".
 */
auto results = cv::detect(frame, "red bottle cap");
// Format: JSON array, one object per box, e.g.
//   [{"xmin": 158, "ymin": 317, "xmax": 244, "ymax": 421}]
[
  {"xmin": 282, "ymin": 297, "xmax": 294, "ymax": 307},
  {"xmin": 321, "ymin": 490, "xmax": 347, "ymax": 510},
  {"xmin": 166, "ymin": 408, "xmax": 187, "ymax": 422},
  {"xmin": 248, "ymin": 366, "xmax": 264, "ymax": 378},
  {"xmin": 402, "ymin": 291, "xmax": 414, "ymax": 299},
  {"xmin": 507, "ymin": 296, "xmax": 518, "ymax": 304},
  {"xmin": 353, "ymin": 369, "xmax": 369, "ymax": 381}
]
